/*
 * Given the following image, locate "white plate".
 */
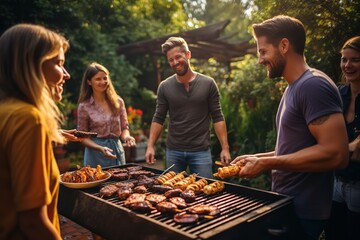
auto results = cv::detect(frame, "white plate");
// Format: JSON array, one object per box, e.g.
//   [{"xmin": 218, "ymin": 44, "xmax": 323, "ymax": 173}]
[{"xmin": 59, "ymin": 172, "xmax": 111, "ymax": 189}]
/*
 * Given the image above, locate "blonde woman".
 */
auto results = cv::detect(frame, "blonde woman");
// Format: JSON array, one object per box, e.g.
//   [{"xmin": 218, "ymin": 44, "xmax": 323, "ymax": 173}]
[
  {"xmin": 0, "ymin": 24, "xmax": 70, "ymax": 239},
  {"xmin": 77, "ymin": 62, "xmax": 135, "ymax": 168}
]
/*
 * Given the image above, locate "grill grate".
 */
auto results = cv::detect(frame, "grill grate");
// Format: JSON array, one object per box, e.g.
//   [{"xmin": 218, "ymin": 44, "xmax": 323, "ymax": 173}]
[
  {"xmin": 87, "ymin": 176, "xmax": 275, "ymax": 237},
  {"xmin": 59, "ymin": 164, "xmax": 303, "ymax": 240}
]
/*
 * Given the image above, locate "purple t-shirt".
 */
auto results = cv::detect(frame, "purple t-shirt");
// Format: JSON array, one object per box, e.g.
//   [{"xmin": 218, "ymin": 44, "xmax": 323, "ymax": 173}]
[{"xmin": 273, "ymin": 68, "xmax": 342, "ymax": 219}]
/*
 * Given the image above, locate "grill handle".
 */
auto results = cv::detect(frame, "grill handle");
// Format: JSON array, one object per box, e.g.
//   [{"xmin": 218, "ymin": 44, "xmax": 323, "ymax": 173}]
[{"xmin": 267, "ymin": 227, "xmax": 288, "ymax": 236}]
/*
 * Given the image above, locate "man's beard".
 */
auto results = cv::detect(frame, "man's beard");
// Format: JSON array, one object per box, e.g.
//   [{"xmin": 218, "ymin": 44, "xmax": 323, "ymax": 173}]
[
  {"xmin": 173, "ymin": 62, "xmax": 189, "ymax": 76},
  {"xmin": 268, "ymin": 52, "xmax": 286, "ymax": 78}
]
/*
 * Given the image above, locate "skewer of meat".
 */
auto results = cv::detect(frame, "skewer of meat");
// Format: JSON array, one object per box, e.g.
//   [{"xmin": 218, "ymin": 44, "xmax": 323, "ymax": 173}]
[
  {"xmin": 173, "ymin": 174, "xmax": 197, "ymax": 190},
  {"xmin": 154, "ymin": 171, "xmax": 176, "ymax": 185},
  {"xmin": 213, "ymin": 165, "xmax": 241, "ymax": 179},
  {"xmin": 203, "ymin": 181, "xmax": 225, "ymax": 195},
  {"xmin": 163, "ymin": 171, "xmax": 187, "ymax": 187},
  {"xmin": 186, "ymin": 178, "xmax": 208, "ymax": 193}
]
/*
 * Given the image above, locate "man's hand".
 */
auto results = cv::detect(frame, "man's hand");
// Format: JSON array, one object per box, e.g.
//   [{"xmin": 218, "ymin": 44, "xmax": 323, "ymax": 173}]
[
  {"xmin": 231, "ymin": 155, "xmax": 265, "ymax": 178},
  {"xmin": 145, "ymin": 146, "xmax": 156, "ymax": 165},
  {"xmin": 220, "ymin": 149, "xmax": 231, "ymax": 165}
]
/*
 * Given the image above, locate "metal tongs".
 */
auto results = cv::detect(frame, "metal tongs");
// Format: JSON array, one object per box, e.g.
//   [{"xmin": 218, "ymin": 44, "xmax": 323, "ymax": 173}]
[{"xmin": 158, "ymin": 164, "xmax": 175, "ymax": 177}]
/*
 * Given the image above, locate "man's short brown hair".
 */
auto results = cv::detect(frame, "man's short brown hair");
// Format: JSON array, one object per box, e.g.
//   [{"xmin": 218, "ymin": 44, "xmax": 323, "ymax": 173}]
[
  {"xmin": 161, "ymin": 37, "xmax": 189, "ymax": 55},
  {"xmin": 252, "ymin": 15, "xmax": 306, "ymax": 55}
]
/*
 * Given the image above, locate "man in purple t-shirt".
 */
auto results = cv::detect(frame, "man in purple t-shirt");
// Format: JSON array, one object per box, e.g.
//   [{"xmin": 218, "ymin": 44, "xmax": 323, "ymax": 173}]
[{"xmin": 231, "ymin": 15, "xmax": 348, "ymax": 240}]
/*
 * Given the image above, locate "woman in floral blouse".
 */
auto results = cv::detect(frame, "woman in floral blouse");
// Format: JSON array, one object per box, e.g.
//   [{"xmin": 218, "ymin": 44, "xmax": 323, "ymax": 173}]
[{"xmin": 77, "ymin": 62, "xmax": 136, "ymax": 167}]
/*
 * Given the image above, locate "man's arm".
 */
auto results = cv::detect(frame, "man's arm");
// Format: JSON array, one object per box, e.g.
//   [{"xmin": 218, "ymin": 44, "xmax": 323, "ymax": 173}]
[
  {"xmin": 145, "ymin": 122, "xmax": 163, "ymax": 165},
  {"xmin": 213, "ymin": 121, "xmax": 231, "ymax": 164},
  {"xmin": 238, "ymin": 113, "xmax": 348, "ymax": 178}
]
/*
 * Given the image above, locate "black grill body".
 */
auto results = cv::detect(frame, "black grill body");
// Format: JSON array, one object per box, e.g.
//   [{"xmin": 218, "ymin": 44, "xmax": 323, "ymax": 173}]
[{"xmin": 58, "ymin": 164, "xmax": 305, "ymax": 240}]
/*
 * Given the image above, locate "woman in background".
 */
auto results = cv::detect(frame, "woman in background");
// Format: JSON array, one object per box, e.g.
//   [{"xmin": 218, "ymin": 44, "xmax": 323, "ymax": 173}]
[
  {"xmin": 325, "ymin": 36, "xmax": 360, "ymax": 240},
  {"xmin": 77, "ymin": 62, "xmax": 135, "ymax": 168},
  {"xmin": 0, "ymin": 23, "xmax": 70, "ymax": 239}
]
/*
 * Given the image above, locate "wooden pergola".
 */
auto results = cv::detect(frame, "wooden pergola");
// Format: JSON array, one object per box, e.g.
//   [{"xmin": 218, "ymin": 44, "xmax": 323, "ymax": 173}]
[{"xmin": 117, "ymin": 20, "xmax": 256, "ymax": 89}]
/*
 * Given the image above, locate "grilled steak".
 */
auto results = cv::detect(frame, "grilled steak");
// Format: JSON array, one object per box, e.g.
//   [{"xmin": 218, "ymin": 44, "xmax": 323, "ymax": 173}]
[
  {"xmin": 99, "ymin": 184, "xmax": 119, "ymax": 198},
  {"xmin": 164, "ymin": 189, "xmax": 183, "ymax": 198},
  {"xmin": 173, "ymin": 213, "xmax": 199, "ymax": 224},
  {"xmin": 133, "ymin": 185, "xmax": 147, "ymax": 194},
  {"xmin": 169, "ymin": 197, "xmax": 187, "ymax": 209},
  {"xmin": 156, "ymin": 201, "xmax": 179, "ymax": 214},
  {"xmin": 145, "ymin": 194, "xmax": 167, "ymax": 205},
  {"xmin": 118, "ymin": 187, "xmax": 133, "ymax": 200}
]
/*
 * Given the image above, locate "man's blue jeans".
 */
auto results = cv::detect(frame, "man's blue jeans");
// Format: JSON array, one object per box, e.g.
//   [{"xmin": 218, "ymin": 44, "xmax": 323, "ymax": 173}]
[{"xmin": 166, "ymin": 148, "xmax": 213, "ymax": 178}]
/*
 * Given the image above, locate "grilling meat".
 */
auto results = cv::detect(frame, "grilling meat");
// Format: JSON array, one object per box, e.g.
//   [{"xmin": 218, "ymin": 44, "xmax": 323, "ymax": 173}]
[
  {"xmin": 156, "ymin": 201, "xmax": 180, "ymax": 214},
  {"xmin": 186, "ymin": 178, "xmax": 208, "ymax": 193},
  {"xmin": 164, "ymin": 188, "xmax": 183, "ymax": 198},
  {"xmin": 133, "ymin": 185, "xmax": 147, "ymax": 194},
  {"xmin": 124, "ymin": 193, "xmax": 146, "ymax": 206},
  {"xmin": 187, "ymin": 204, "xmax": 220, "ymax": 216},
  {"xmin": 112, "ymin": 172, "xmax": 129, "ymax": 180},
  {"xmin": 135, "ymin": 175, "xmax": 155, "ymax": 188},
  {"xmin": 173, "ymin": 174, "xmax": 197, "ymax": 190},
  {"xmin": 145, "ymin": 194, "xmax": 167, "ymax": 205},
  {"xmin": 169, "ymin": 197, "xmax": 187, "ymax": 209},
  {"xmin": 107, "ymin": 168, "xmax": 128, "ymax": 174},
  {"xmin": 149, "ymin": 184, "xmax": 173, "ymax": 193},
  {"xmin": 115, "ymin": 182, "xmax": 135, "ymax": 189},
  {"xmin": 118, "ymin": 186, "xmax": 133, "ymax": 200},
  {"xmin": 213, "ymin": 165, "xmax": 241, "ymax": 179},
  {"xmin": 180, "ymin": 189, "xmax": 196, "ymax": 203},
  {"xmin": 130, "ymin": 200, "xmax": 154, "ymax": 213},
  {"xmin": 126, "ymin": 166, "xmax": 143, "ymax": 172},
  {"xmin": 203, "ymin": 181, "xmax": 225, "ymax": 195},
  {"xmin": 163, "ymin": 171, "xmax": 187, "ymax": 187},
  {"xmin": 129, "ymin": 170, "xmax": 156, "ymax": 179},
  {"xmin": 173, "ymin": 213, "xmax": 199, "ymax": 224},
  {"xmin": 99, "ymin": 184, "xmax": 119, "ymax": 198},
  {"xmin": 154, "ymin": 171, "xmax": 176, "ymax": 185}
]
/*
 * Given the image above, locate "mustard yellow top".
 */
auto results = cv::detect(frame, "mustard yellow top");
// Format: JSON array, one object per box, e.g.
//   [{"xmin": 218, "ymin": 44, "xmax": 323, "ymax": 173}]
[{"xmin": 0, "ymin": 98, "xmax": 60, "ymax": 239}]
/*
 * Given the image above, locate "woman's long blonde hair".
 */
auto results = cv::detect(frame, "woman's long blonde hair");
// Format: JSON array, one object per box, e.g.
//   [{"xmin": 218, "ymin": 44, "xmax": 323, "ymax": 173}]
[
  {"xmin": 78, "ymin": 62, "xmax": 120, "ymax": 112},
  {"xmin": 0, "ymin": 24, "xmax": 69, "ymax": 143}
]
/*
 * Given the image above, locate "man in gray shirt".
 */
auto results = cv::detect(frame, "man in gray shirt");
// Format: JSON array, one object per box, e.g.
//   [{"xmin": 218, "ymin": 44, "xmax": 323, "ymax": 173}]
[{"xmin": 145, "ymin": 37, "xmax": 231, "ymax": 178}]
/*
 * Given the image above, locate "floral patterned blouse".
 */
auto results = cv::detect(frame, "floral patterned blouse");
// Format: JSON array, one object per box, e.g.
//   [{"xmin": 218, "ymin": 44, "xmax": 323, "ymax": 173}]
[{"xmin": 77, "ymin": 96, "xmax": 129, "ymax": 138}]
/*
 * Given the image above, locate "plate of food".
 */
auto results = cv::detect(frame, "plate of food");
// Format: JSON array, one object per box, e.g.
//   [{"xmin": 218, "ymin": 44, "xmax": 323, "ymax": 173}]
[
  {"xmin": 60, "ymin": 165, "xmax": 111, "ymax": 189},
  {"xmin": 73, "ymin": 130, "xmax": 98, "ymax": 138}
]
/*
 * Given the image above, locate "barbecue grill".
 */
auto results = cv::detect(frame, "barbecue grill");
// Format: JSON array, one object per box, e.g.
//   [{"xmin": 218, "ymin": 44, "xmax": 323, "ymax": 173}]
[{"xmin": 58, "ymin": 164, "xmax": 305, "ymax": 240}]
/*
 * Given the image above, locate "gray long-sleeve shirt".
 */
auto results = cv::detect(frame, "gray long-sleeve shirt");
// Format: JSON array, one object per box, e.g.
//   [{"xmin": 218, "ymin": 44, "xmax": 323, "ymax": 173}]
[{"xmin": 153, "ymin": 73, "xmax": 224, "ymax": 151}]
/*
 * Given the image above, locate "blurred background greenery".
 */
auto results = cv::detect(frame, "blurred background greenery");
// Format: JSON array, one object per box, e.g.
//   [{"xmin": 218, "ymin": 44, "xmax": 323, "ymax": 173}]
[{"xmin": 1, "ymin": 0, "xmax": 359, "ymax": 190}]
